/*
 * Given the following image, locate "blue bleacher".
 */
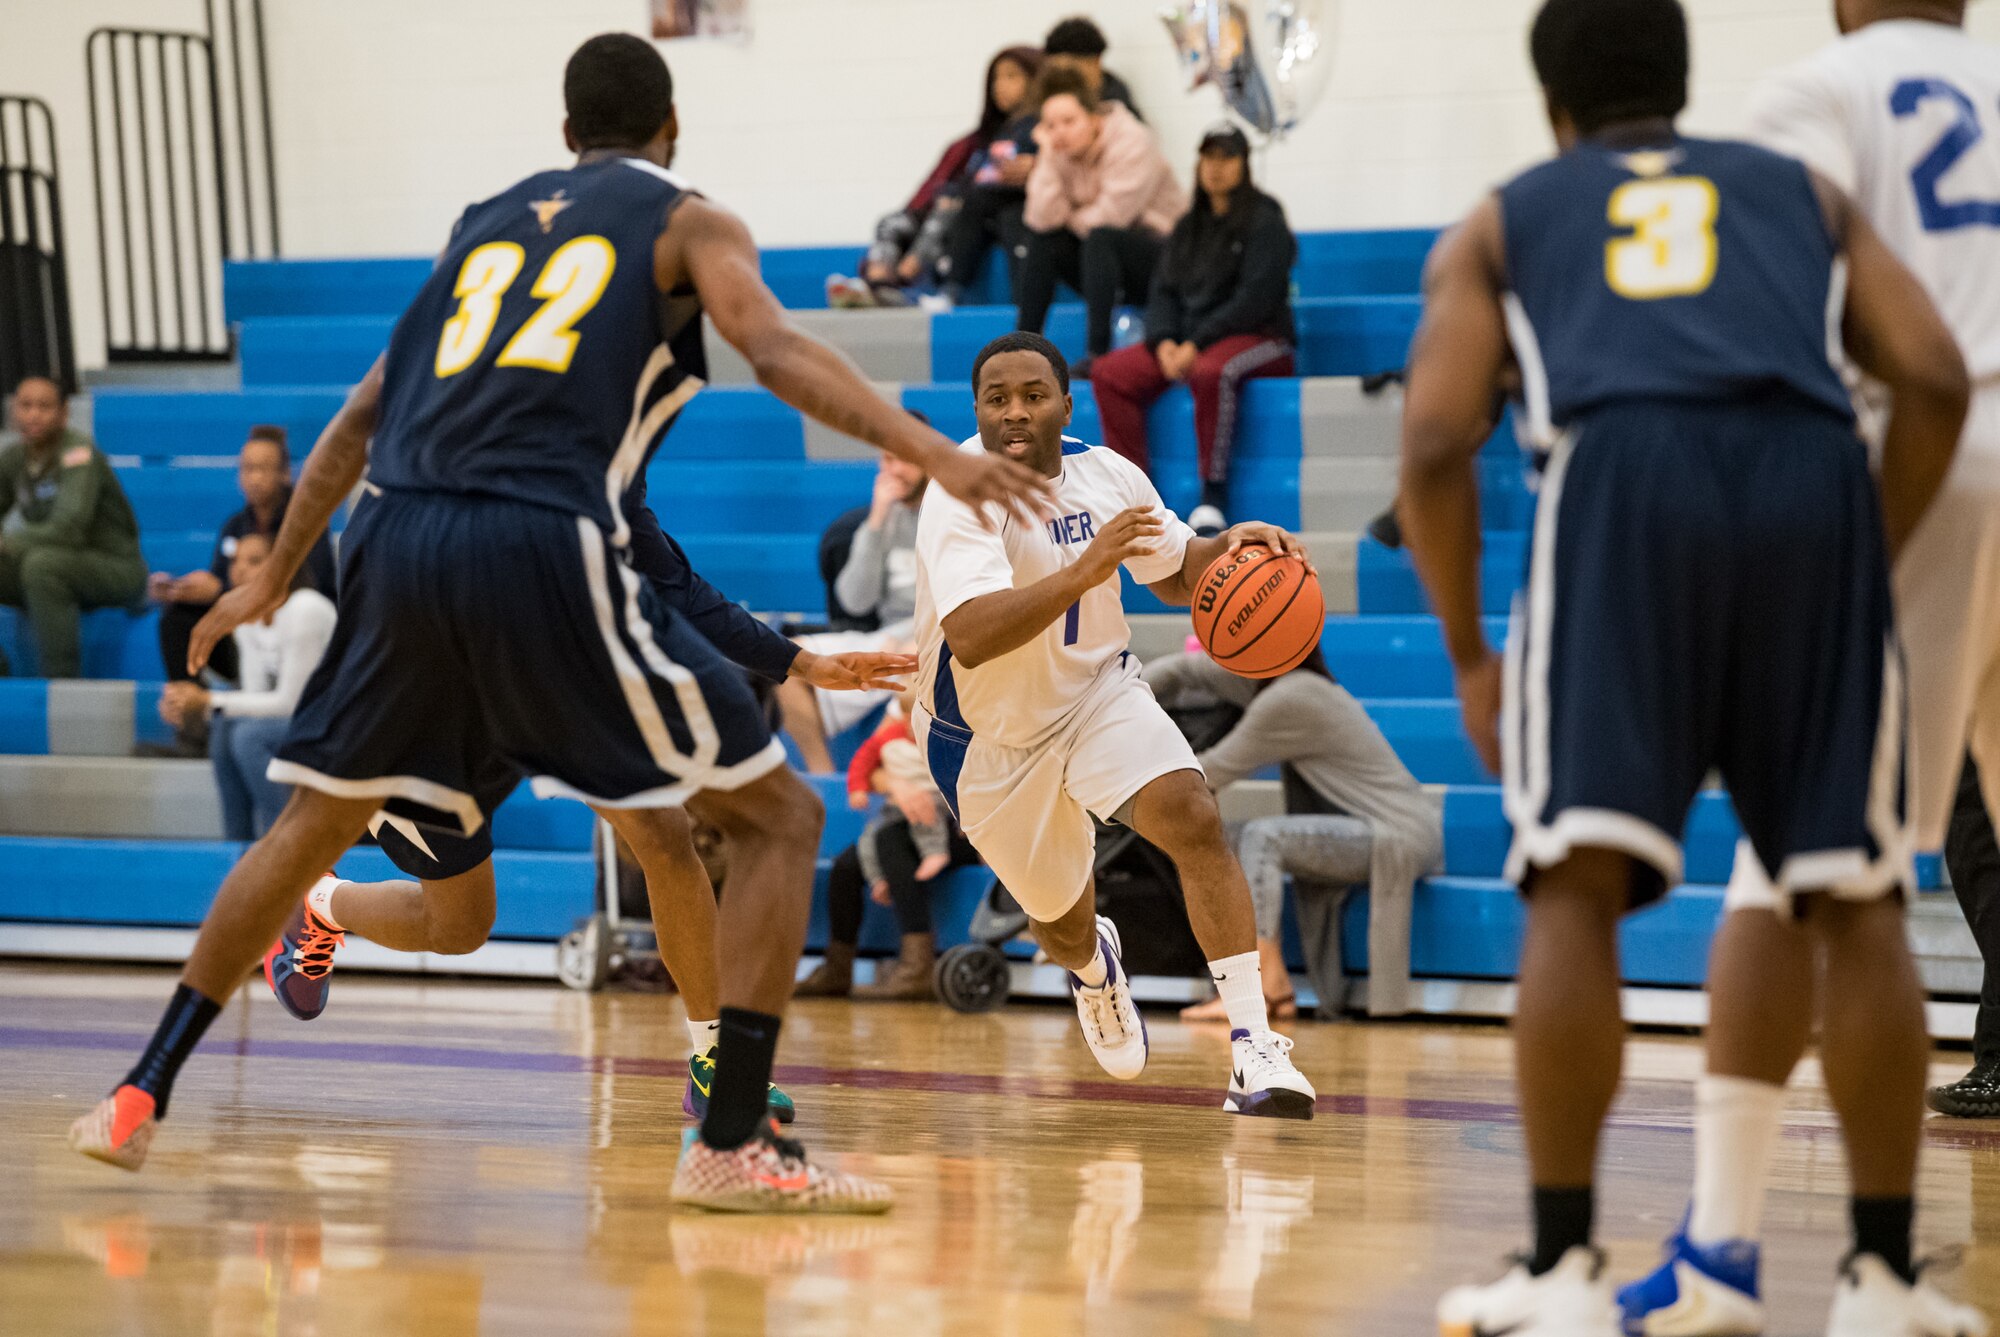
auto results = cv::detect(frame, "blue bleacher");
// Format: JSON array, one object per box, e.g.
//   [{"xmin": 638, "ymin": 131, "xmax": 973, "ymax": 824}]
[{"xmin": 1, "ymin": 230, "xmax": 1919, "ymax": 1005}]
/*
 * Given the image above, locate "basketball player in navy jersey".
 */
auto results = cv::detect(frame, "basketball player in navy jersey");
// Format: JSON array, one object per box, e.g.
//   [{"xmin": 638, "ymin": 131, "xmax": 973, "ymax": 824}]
[
  {"xmin": 67, "ymin": 33, "xmax": 1051, "ymax": 1215},
  {"xmin": 245, "ymin": 487, "xmax": 911, "ymax": 1130},
  {"xmin": 1405, "ymin": 0, "xmax": 1978, "ymax": 1331}
]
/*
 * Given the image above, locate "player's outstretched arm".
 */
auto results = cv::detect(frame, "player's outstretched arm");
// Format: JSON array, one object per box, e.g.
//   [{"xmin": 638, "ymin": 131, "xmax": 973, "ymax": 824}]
[
  {"xmin": 1830, "ymin": 183, "xmax": 1970, "ymax": 560},
  {"xmin": 1398, "ymin": 200, "xmax": 1511, "ymax": 775},
  {"xmin": 660, "ymin": 198, "xmax": 1054, "ymax": 528},
  {"xmin": 943, "ymin": 507, "xmax": 1162, "ymax": 668},
  {"xmin": 186, "ymin": 356, "xmax": 384, "ymax": 675}
]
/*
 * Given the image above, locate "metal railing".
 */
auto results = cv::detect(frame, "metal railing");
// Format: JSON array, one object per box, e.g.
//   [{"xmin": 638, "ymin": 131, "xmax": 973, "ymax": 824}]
[
  {"xmin": 86, "ymin": 0, "xmax": 279, "ymax": 363},
  {"xmin": 0, "ymin": 96, "xmax": 76, "ymax": 394}
]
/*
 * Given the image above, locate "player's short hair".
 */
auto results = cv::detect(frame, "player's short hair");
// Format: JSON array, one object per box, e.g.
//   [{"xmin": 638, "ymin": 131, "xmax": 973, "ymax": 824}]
[
  {"xmin": 972, "ymin": 332, "xmax": 1070, "ymax": 395},
  {"xmin": 1529, "ymin": 0, "xmax": 1688, "ymax": 134},
  {"xmin": 1044, "ymin": 17, "xmax": 1109, "ymax": 59},
  {"xmin": 1034, "ymin": 64, "xmax": 1100, "ymax": 115},
  {"xmin": 246, "ymin": 423, "xmax": 288, "ymax": 463},
  {"xmin": 564, "ymin": 33, "xmax": 675, "ymax": 149}
]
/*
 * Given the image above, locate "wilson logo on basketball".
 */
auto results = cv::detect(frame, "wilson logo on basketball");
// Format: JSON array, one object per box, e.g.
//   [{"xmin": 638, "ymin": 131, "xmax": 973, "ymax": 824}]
[{"xmin": 1189, "ymin": 543, "xmax": 1326, "ymax": 680}]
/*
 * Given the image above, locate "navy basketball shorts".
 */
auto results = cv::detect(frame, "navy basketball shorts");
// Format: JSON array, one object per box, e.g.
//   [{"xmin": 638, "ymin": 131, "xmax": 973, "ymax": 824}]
[
  {"xmin": 371, "ymin": 811, "xmax": 494, "ymax": 881},
  {"xmin": 1501, "ymin": 399, "xmax": 1911, "ymax": 908},
  {"xmin": 273, "ymin": 490, "xmax": 784, "ymax": 838}
]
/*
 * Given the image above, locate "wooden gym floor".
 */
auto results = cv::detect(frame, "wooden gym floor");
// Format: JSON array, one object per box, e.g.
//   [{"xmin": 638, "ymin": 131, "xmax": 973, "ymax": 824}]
[{"xmin": 1, "ymin": 963, "xmax": 1996, "ymax": 1336}]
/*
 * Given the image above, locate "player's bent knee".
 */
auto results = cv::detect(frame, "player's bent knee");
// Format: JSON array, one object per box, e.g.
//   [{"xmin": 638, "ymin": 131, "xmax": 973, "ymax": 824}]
[{"xmin": 1136, "ymin": 774, "xmax": 1226, "ymax": 852}]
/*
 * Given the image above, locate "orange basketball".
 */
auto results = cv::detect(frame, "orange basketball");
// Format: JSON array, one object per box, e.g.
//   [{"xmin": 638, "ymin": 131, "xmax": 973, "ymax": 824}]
[{"xmin": 1189, "ymin": 544, "xmax": 1324, "ymax": 680}]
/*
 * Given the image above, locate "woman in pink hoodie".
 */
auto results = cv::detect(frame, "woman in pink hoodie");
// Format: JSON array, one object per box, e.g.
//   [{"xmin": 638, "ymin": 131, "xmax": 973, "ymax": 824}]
[{"xmin": 1016, "ymin": 66, "xmax": 1188, "ymax": 370}]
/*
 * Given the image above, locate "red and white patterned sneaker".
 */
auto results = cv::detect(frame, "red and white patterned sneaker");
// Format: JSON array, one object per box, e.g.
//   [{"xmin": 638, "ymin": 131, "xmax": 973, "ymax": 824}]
[
  {"xmin": 671, "ymin": 1121, "xmax": 892, "ymax": 1215},
  {"xmin": 69, "ymin": 1085, "xmax": 158, "ymax": 1172}
]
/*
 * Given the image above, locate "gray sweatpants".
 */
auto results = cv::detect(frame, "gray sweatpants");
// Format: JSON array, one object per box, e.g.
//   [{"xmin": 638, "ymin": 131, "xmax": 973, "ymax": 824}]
[{"xmin": 1239, "ymin": 812, "xmax": 1430, "ymax": 1018}]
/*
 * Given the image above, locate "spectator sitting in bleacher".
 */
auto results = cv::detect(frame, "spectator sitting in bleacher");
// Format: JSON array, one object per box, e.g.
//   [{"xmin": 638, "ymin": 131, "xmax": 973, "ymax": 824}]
[
  {"xmin": 797, "ymin": 699, "xmax": 981, "ymax": 1000},
  {"xmin": 829, "ymin": 46, "xmax": 1043, "ymax": 310},
  {"xmin": 158, "ymin": 531, "xmax": 336, "ymax": 840},
  {"xmin": 1144, "ymin": 643, "xmax": 1443, "ymax": 1020},
  {"xmin": 147, "ymin": 427, "xmax": 337, "ymax": 741},
  {"xmin": 778, "ymin": 449, "xmax": 925, "ymax": 772},
  {"xmin": 0, "ymin": 376, "xmax": 147, "ymax": 680},
  {"xmin": 1041, "ymin": 15, "xmax": 1143, "ymax": 121},
  {"xmin": 1015, "ymin": 66, "xmax": 1186, "ymax": 378},
  {"xmin": 1091, "ymin": 125, "xmax": 1297, "ymax": 537}
]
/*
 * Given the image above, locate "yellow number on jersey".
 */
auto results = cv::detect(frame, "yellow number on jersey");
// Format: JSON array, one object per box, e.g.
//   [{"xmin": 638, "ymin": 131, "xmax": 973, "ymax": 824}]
[
  {"xmin": 433, "ymin": 235, "xmax": 615, "ymax": 378},
  {"xmin": 435, "ymin": 243, "xmax": 524, "ymax": 377},
  {"xmin": 1605, "ymin": 177, "xmax": 1719, "ymax": 300},
  {"xmin": 497, "ymin": 236, "xmax": 616, "ymax": 373}
]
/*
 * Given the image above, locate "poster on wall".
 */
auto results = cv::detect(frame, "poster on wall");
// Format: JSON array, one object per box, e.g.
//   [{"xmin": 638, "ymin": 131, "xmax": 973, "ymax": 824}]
[{"xmin": 651, "ymin": 0, "xmax": 748, "ymax": 40}]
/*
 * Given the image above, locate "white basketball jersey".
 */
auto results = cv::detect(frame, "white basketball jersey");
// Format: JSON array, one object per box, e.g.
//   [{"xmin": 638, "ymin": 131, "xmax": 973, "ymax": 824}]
[
  {"xmin": 1748, "ymin": 19, "xmax": 2000, "ymax": 392},
  {"xmin": 913, "ymin": 436, "xmax": 1194, "ymax": 749}
]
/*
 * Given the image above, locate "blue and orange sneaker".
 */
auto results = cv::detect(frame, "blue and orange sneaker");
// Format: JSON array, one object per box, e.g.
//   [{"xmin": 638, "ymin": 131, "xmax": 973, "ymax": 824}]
[
  {"xmin": 1616, "ymin": 1216, "xmax": 1763, "ymax": 1336},
  {"xmin": 684, "ymin": 1047, "xmax": 797, "ymax": 1125},
  {"xmin": 68, "ymin": 1085, "xmax": 158, "ymax": 1172},
  {"xmin": 263, "ymin": 876, "xmax": 346, "ymax": 1021}
]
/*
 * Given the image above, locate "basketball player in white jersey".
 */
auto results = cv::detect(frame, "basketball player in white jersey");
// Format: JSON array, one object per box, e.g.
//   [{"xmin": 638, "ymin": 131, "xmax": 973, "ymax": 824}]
[
  {"xmin": 911, "ymin": 332, "xmax": 1315, "ymax": 1116},
  {"xmin": 1619, "ymin": 3, "xmax": 2000, "ymax": 1333}
]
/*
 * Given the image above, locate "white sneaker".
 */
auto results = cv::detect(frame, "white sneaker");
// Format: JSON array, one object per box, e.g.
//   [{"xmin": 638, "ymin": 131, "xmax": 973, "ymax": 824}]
[
  {"xmin": 1188, "ymin": 504, "xmax": 1227, "ymax": 538},
  {"xmin": 1437, "ymin": 1247, "xmax": 1619, "ymax": 1337},
  {"xmin": 1224, "ymin": 1029, "xmax": 1316, "ymax": 1119},
  {"xmin": 1069, "ymin": 916, "xmax": 1147, "ymax": 1079},
  {"xmin": 1826, "ymin": 1255, "xmax": 1988, "ymax": 1337}
]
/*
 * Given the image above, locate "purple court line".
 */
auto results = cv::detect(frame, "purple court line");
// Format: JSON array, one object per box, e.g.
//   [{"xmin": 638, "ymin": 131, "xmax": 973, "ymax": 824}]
[{"xmin": 8, "ymin": 1025, "xmax": 1999, "ymax": 1143}]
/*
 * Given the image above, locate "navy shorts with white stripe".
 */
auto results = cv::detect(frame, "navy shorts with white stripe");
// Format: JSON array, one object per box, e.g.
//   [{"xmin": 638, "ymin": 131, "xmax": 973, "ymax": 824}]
[
  {"xmin": 1501, "ymin": 398, "xmax": 1909, "ymax": 907},
  {"xmin": 273, "ymin": 488, "xmax": 784, "ymax": 837}
]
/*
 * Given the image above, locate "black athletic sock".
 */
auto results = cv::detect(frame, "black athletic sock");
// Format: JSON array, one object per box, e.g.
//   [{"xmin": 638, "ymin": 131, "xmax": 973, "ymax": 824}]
[
  {"xmin": 120, "ymin": 983, "xmax": 222, "ymax": 1118},
  {"xmin": 1528, "ymin": 1185, "xmax": 1594, "ymax": 1276},
  {"xmin": 1852, "ymin": 1195, "xmax": 1916, "ymax": 1283},
  {"xmin": 700, "ymin": 1007, "xmax": 780, "ymax": 1152},
  {"xmin": 1199, "ymin": 480, "xmax": 1228, "ymax": 513}
]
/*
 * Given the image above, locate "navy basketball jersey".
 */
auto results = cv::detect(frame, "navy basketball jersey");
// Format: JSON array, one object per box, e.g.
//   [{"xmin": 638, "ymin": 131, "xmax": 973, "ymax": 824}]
[
  {"xmin": 1499, "ymin": 136, "xmax": 1854, "ymax": 447},
  {"xmin": 368, "ymin": 155, "xmax": 706, "ymax": 542}
]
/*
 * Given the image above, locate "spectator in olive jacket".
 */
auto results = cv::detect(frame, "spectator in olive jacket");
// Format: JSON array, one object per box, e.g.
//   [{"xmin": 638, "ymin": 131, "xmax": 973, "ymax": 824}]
[{"xmin": 0, "ymin": 377, "xmax": 147, "ymax": 678}]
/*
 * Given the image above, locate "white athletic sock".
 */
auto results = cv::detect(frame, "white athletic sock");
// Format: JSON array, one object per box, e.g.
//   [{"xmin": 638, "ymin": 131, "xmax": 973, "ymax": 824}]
[
  {"xmin": 1687, "ymin": 1073, "xmax": 1787, "ymax": 1245},
  {"xmin": 1072, "ymin": 944, "xmax": 1109, "ymax": 989},
  {"xmin": 687, "ymin": 1017, "xmax": 721, "ymax": 1056},
  {"xmin": 307, "ymin": 876, "xmax": 348, "ymax": 931},
  {"xmin": 1209, "ymin": 951, "xmax": 1269, "ymax": 1035}
]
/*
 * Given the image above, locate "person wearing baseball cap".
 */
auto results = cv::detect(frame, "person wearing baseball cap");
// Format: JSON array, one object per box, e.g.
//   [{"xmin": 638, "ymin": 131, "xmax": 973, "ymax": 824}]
[{"xmin": 1089, "ymin": 123, "xmax": 1297, "ymax": 536}]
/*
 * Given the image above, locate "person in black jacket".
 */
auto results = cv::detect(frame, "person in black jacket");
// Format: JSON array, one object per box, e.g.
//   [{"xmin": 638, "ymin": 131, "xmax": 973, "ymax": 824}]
[
  {"xmin": 1042, "ymin": 16, "xmax": 1143, "ymax": 121},
  {"xmin": 1088, "ymin": 125, "xmax": 1295, "ymax": 535}
]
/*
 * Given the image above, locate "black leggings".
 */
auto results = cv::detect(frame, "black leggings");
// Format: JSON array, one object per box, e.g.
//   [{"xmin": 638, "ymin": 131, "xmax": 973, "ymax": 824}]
[
  {"xmin": 158, "ymin": 600, "xmax": 238, "ymax": 684},
  {"xmin": 1016, "ymin": 225, "xmax": 1163, "ymax": 357},
  {"xmin": 826, "ymin": 819, "xmax": 980, "ymax": 946},
  {"xmin": 941, "ymin": 185, "xmax": 1028, "ymax": 297},
  {"xmin": 1949, "ymin": 755, "xmax": 2000, "ymax": 1065}
]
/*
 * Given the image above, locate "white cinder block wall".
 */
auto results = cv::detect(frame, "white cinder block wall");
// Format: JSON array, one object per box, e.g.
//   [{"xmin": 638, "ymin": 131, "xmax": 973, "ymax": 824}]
[{"xmin": 6, "ymin": 0, "xmax": 2000, "ymax": 369}]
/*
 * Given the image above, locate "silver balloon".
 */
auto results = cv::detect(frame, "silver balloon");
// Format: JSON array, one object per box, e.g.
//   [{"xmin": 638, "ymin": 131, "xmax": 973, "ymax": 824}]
[
  {"xmin": 1167, "ymin": 1, "xmax": 1339, "ymax": 139},
  {"xmin": 1159, "ymin": 6, "xmax": 1218, "ymax": 91}
]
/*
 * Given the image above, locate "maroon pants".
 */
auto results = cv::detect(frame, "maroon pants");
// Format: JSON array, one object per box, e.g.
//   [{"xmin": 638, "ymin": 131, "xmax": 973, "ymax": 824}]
[{"xmin": 1090, "ymin": 335, "xmax": 1296, "ymax": 484}]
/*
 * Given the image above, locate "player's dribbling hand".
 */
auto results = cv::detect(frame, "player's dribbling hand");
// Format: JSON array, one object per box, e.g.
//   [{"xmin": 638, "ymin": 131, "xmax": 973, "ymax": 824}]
[
  {"xmin": 1454, "ymin": 650, "xmax": 1503, "ymax": 777},
  {"xmin": 1082, "ymin": 507, "xmax": 1166, "ymax": 581},
  {"xmin": 927, "ymin": 446, "xmax": 1058, "ymax": 530},
  {"xmin": 187, "ymin": 574, "xmax": 288, "ymax": 675},
  {"xmin": 1224, "ymin": 522, "xmax": 1316, "ymax": 576}
]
